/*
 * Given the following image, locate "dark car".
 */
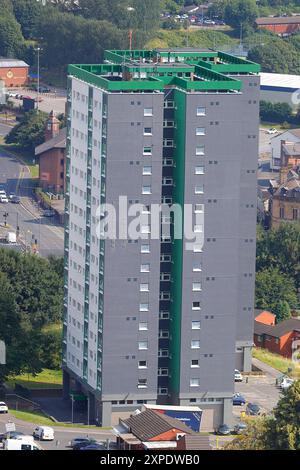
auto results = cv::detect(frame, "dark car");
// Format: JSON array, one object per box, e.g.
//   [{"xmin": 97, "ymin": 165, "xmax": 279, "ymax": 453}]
[
  {"xmin": 10, "ymin": 196, "xmax": 21, "ymax": 204},
  {"xmin": 0, "ymin": 431, "xmax": 24, "ymax": 442},
  {"xmin": 233, "ymin": 393, "xmax": 246, "ymax": 406},
  {"xmin": 80, "ymin": 444, "xmax": 105, "ymax": 451},
  {"xmin": 73, "ymin": 439, "xmax": 97, "ymax": 450},
  {"xmin": 216, "ymin": 424, "xmax": 231, "ymax": 435},
  {"xmin": 246, "ymin": 403, "xmax": 260, "ymax": 416}
]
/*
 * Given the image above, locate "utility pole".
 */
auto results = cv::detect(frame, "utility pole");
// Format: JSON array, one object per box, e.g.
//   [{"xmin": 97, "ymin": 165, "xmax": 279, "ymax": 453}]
[{"xmin": 35, "ymin": 47, "xmax": 42, "ymax": 111}]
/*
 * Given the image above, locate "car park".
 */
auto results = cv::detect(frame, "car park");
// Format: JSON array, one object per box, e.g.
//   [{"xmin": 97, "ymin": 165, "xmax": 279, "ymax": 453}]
[
  {"xmin": 234, "ymin": 369, "xmax": 243, "ymax": 382},
  {"xmin": 33, "ymin": 426, "xmax": 54, "ymax": 441},
  {"xmin": 246, "ymin": 403, "xmax": 261, "ymax": 416},
  {"xmin": 0, "ymin": 402, "xmax": 8, "ymax": 413},
  {"xmin": 233, "ymin": 393, "xmax": 246, "ymax": 406},
  {"xmin": 216, "ymin": 424, "xmax": 231, "ymax": 435}
]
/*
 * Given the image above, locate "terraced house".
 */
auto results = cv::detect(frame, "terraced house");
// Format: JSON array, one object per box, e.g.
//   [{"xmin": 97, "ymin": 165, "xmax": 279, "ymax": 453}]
[{"xmin": 63, "ymin": 48, "xmax": 260, "ymax": 430}]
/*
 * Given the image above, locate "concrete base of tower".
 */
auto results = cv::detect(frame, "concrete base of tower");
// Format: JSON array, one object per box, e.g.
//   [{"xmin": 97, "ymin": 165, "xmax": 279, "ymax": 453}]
[{"xmin": 236, "ymin": 341, "xmax": 253, "ymax": 372}]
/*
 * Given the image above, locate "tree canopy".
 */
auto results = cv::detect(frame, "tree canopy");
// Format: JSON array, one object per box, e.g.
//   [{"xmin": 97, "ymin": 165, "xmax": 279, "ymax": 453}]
[{"xmin": 5, "ymin": 110, "xmax": 49, "ymax": 153}]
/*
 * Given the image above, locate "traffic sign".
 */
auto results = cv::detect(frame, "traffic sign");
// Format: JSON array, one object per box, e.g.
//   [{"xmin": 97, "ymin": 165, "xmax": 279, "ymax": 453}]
[{"xmin": 5, "ymin": 422, "xmax": 16, "ymax": 433}]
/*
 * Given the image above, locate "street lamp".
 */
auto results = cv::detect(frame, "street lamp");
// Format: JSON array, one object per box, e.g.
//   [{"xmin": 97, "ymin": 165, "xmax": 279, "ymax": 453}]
[
  {"xmin": 34, "ymin": 47, "xmax": 42, "ymax": 111},
  {"xmin": 127, "ymin": 6, "xmax": 136, "ymax": 51}
]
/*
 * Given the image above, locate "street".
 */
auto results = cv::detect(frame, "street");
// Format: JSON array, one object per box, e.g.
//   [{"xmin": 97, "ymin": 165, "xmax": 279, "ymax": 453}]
[
  {"xmin": 0, "ymin": 411, "xmax": 114, "ymax": 451},
  {"xmin": 0, "ymin": 147, "xmax": 64, "ymax": 257}
]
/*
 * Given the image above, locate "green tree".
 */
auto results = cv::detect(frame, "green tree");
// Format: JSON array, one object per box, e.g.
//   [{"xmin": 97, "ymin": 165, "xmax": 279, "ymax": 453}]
[
  {"xmin": 210, "ymin": 0, "xmax": 258, "ymax": 29},
  {"xmin": 12, "ymin": 0, "xmax": 43, "ymax": 39},
  {"xmin": 5, "ymin": 110, "xmax": 48, "ymax": 152},
  {"xmin": 255, "ymin": 268, "xmax": 298, "ymax": 315},
  {"xmin": 249, "ymin": 39, "xmax": 300, "ymax": 74},
  {"xmin": 0, "ymin": 9, "xmax": 24, "ymax": 58},
  {"xmin": 225, "ymin": 417, "xmax": 274, "ymax": 450},
  {"xmin": 272, "ymin": 381, "xmax": 300, "ymax": 449},
  {"xmin": 274, "ymin": 300, "xmax": 291, "ymax": 322}
]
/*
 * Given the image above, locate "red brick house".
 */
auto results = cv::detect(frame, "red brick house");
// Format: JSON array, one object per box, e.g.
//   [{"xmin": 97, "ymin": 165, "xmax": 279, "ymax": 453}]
[
  {"xmin": 254, "ymin": 316, "xmax": 300, "ymax": 358},
  {"xmin": 115, "ymin": 408, "xmax": 195, "ymax": 450},
  {"xmin": 256, "ymin": 17, "xmax": 300, "ymax": 36},
  {"xmin": 35, "ymin": 111, "xmax": 66, "ymax": 194},
  {"xmin": 0, "ymin": 59, "xmax": 29, "ymax": 87}
]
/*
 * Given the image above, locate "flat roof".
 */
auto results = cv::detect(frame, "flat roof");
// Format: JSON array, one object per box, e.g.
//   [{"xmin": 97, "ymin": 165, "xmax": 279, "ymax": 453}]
[{"xmin": 260, "ymin": 72, "xmax": 300, "ymax": 90}]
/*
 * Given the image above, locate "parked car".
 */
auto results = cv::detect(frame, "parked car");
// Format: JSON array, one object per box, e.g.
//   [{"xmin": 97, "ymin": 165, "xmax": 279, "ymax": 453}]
[
  {"xmin": 216, "ymin": 424, "xmax": 231, "ymax": 435},
  {"xmin": 234, "ymin": 369, "xmax": 243, "ymax": 382},
  {"xmin": 280, "ymin": 377, "xmax": 294, "ymax": 390},
  {"xmin": 10, "ymin": 195, "xmax": 20, "ymax": 204},
  {"xmin": 266, "ymin": 128, "xmax": 278, "ymax": 135},
  {"xmin": 43, "ymin": 209, "xmax": 55, "ymax": 217},
  {"xmin": 73, "ymin": 439, "xmax": 98, "ymax": 450},
  {"xmin": 246, "ymin": 403, "xmax": 261, "ymax": 416},
  {"xmin": 0, "ymin": 432, "xmax": 24, "ymax": 442},
  {"xmin": 0, "ymin": 402, "xmax": 8, "ymax": 413},
  {"xmin": 4, "ymin": 438, "xmax": 42, "ymax": 450},
  {"xmin": 0, "ymin": 189, "xmax": 7, "ymax": 196},
  {"xmin": 33, "ymin": 426, "xmax": 54, "ymax": 441},
  {"xmin": 80, "ymin": 443, "xmax": 105, "ymax": 451},
  {"xmin": 234, "ymin": 422, "xmax": 248, "ymax": 435},
  {"xmin": 0, "ymin": 195, "xmax": 9, "ymax": 203},
  {"xmin": 71, "ymin": 437, "xmax": 97, "ymax": 448},
  {"xmin": 233, "ymin": 393, "xmax": 246, "ymax": 406}
]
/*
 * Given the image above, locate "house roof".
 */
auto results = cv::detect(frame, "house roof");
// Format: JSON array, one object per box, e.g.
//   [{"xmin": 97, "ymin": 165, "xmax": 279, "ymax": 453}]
[
  {"xmin": 179, "ymin": 434, "xmax": 212, "ymax": 450},
  {"xmin": 254, "ymin": 318, "xmax": 300, "ymax": 338},
  {"xmin": 282, "ymin": 142, "xmax": 300, "ymax": 156},
  {"xmin": 254, "ymin": 309, "xmax": 276, "ymax": 320},
  {"xmin": 256, "ymin": 16, "xmax": 300, "ymax": 25},
  {"xmin": 35, "ymin": 128, "xmax": 66, "ymax": 156},
  {"xmin": 273, "ymin": 174, "xmax": 300, "ymax": 199},
  {"xmin": 0, "ymin": 59, "xmax": 29, "ymax": 68},
  {"xmin": 121, "ymin": 409, "xmax": 193, "ymax": 441}
]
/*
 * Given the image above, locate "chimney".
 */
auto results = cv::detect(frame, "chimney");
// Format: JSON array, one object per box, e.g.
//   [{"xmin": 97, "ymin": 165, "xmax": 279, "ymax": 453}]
[{"xmin": 45, "ymin": 110, "xmax": 60, "ymax": 141}]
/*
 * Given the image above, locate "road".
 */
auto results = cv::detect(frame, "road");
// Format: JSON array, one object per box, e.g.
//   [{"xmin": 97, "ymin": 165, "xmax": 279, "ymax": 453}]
[
  {"xmin": 0, "ymin": 147, "xmax": 64, "ymax": 257},
  {"xmin": 0, "ymin": 411, "xmax": 114, "ymax": 451},
  {"xmin": 0, "ymin": 123, "xmax": 12, "ymax": 137}
]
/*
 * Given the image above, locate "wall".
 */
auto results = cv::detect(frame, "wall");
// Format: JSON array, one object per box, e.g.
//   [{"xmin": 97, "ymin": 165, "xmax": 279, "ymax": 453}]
[
  {"xmin": 271, "ymin": 196, "xmax": 300, "ymax": 228},
  {"xmin": 0, "ymin": 67, "xmax": 28, "ymax": 87},
  {"xmin": 39, "ymin": 148, "xmax": 65, "ymax": 193}
]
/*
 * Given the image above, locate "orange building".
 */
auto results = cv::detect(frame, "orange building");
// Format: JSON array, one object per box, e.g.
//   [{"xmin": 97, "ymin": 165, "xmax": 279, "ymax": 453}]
[
  {"xmin": 256, "ymin": 17, "xmax": 300, "ymax": 36},
  {"xmin": 35, "ymin": 111, "xmax": 66, "ymax": 194},
  {"xmin": 0, "ymin": 59, "xmax": 29, "ymax": 87},
  {"xmin": 254, "ymin": 317, "xmax": 300, "ymax": 359},
  {"xmin": 255, "ymin": 310, "xmax": 276, "ymax": 326}
]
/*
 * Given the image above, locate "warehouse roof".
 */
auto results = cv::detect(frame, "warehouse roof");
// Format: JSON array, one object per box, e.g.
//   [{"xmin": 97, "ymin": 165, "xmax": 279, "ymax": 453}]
[
  {"xmin": 256, "ymin": 16, "xmax": 300, "ymax": 25},
  {"xmin": 260, "ymin": 72, "xmax": 300, "ymax": 91},
  {"xmin": 0, "ymin": 59, "xmax": 29, "ymax": 68}
]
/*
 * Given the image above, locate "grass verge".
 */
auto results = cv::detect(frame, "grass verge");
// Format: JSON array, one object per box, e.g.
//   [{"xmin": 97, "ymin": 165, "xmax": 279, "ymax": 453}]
[
  {"xmin": 253, "ymin": 347, "xmax": 300, "ymax": 378},
  {"xmin": 6, "ymin": 369, "xmax": 63, "ymax": 390},
  {"xmin": 9, "ymin": 410, "xmax": 111, "ymax": 429}
]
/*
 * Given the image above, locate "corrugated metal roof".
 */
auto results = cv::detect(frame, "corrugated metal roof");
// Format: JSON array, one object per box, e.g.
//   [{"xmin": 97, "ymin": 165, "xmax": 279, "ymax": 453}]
[
  {"xmin": 260, "ymin": 72, "xmax": 300, "ymax": 90},
  {"xmin": 256, "ymin": 16, "xmax": 300, "ymax": 25},
  {"xmin": 0, "ymin": 59, "xmax": 29, "ymax": 68}
]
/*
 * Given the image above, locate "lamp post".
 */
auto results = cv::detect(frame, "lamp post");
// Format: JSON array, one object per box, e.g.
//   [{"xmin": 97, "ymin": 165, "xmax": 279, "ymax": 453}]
[
  {"xmin": 35, "ymin": 47, "xmax": 42, "ymax": 111},
  {"xmin": 127, "ymin": 6, "xmax": 135, "ymax": 51}
]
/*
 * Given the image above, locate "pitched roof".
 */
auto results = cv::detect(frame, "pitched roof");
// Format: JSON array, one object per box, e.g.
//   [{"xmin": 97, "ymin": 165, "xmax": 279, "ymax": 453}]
[
  {"xmin": 35, "ymin": 128, "xmax": 66, "ymax": 156},
  {"xmin": 256, "ymin": 16, "xmax": 300, "ymax": 25},
  {"xmin": 179, "ymin": 434, "xmax": 212, "ymax": 450},
  {"xmin": 254, "ymin": 318, "xmax": 300, "ymax": 337},
  {"xmin": 122, "ymin": 409, "xmax": 193, "ymax": 441},
  {"xmin": 0, "ymin": 59, "xmax": 29, "ymax": 68}
]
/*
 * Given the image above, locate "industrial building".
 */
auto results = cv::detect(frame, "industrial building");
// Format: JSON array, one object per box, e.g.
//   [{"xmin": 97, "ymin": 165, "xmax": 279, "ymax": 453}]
[
  {"xmin": 63, "ymin": 48, "xmax": 260, "ymax": 430},
  {"xmin": 260, "ymin": 73, "xmax": 300, "ymax": 110},
  {"xmin": 0, "ymin": 59, "xmax": 29, "ymax": 87}
]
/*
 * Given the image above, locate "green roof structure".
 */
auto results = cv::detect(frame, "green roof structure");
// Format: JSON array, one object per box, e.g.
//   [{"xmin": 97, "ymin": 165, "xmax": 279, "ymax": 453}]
[{"xmin": 68, "ymin": 48, "xmax": 260, "ymax": 93}]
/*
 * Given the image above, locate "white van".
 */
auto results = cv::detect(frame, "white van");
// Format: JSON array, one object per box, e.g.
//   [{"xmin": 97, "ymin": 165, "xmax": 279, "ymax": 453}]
[
  {"xmin": 4, "ymin": 438, "xmax": 42, "ymax": 450},
  {"xmin": 33, "ymin": 426, "xmax": 54, "ymax": 441}
]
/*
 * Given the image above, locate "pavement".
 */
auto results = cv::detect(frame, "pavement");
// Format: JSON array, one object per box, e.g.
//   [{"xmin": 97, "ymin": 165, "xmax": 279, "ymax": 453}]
[{"xmin": 9, "ymin": 88, "xmax": 66, "ymax": 115}]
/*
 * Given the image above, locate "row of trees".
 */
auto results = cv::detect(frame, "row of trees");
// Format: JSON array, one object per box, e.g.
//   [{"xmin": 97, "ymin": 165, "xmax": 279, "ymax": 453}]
[
  {"xmin": 260, "ymin": 101, "xmax": 297, "ymax": 125},
  {"xmin": 0, "ymin": 251, "xmax": 63, "ymax": 383},
  {"xmin": 255, "ymin": 224, "xmax": 300, "ymax": 322}
]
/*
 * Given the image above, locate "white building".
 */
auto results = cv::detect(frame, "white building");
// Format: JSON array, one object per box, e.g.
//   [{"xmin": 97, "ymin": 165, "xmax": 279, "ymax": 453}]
[{"xmin": 260, "ymin": 73, "xmax": 300, "ymax": 110}]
